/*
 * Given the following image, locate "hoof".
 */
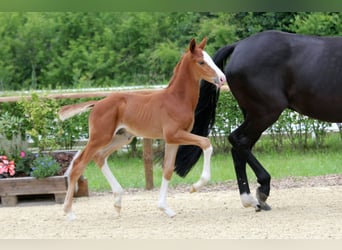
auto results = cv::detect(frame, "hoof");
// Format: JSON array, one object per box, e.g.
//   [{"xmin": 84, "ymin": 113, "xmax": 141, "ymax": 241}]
[
  {"xmin": 190, "ymin": 185, "xmax": 196, "ymax": 193},
  {"xmin": 114, "ymin": 205, "xmax": 121, "ymax": 215},
  {"xmin": 66, "ymin": 212, "xmax": 76, "ymax": 221},
  {"xmin": 255, "ymin": 204, "xmax": 261, "ymax": 212},
  {"xmin": 259, "ymin": 202, "xmax": 272, "ymax": 211},
  {"xmin": 159, "ymin": 207, "xmax": 176, "ymax": 218},
  {"xmin": 240, "ymin": 193, "xmax": 259, "ymax": 209},
  {"xmin": 256, "ymin": 188, "xmax": 272, "ymax": 211}
]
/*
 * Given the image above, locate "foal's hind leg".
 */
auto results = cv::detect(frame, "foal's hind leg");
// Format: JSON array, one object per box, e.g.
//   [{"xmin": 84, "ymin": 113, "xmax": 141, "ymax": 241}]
[
  {"xmin": 94, "ymin": 156, "xmax": 124, "ymax": 215},
  {"xmin": 93, "ymin": 132, "xmax": 134, "ymax": 215},
  {"xmin": 64, "ymin": 146, "xmax": 98, "ymax": 220}
]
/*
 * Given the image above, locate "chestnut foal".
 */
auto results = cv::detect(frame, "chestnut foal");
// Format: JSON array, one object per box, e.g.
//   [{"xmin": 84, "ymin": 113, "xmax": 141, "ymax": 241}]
[{"xmin": 59, "ymin": 38, "xmax": 226, "ymax": 220}]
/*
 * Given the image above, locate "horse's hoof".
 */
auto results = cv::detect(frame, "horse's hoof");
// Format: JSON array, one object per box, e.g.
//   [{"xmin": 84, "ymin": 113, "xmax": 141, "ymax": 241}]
[
  {"xmin": 159, "ymin": 207, "xmax": 176, "ymax": 218},
  {"xmin": 114, "ymin": 205, "xmax": 121, "ymax": 214},
  {"xmin": 190, "ymin": 185, "xmax": 196, "ymax": 193},
  {"xmin": 66, "ymin": 212, "xmax": 76, "ymax": 221},
  {"xmin": 259, "ymin": 202, "xmax": 272, "ymax": 211},
  {"xmin": 256, "ymin": 188, "xmax": 272, "ymax": 211}
]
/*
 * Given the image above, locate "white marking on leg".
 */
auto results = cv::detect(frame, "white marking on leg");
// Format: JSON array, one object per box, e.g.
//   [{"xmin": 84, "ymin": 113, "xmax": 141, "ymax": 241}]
[
  {"xmin": 191, "ymin": 145, "xmax": 212, "ymax": 192},
  {"xmin": 158, "ymin": 177, "xmax": 176, "ymax": 218},
  {"xmin": 240, "ymin": 192, "xmax": 260, "ymax": 209},
  {"xmin": 101, "ymin": 160, "xmax": 123, "ymax": 214},
  {"xmin": 64, "ymin": 186, "xmax": 77, "ymax": 221},
  {"xmin": 63, "ymin": 151, "xmax": 83, "ymax": 221},
  {"xmin": 64, "ymin": 150, "xmax": 82, "ymax": 193}
]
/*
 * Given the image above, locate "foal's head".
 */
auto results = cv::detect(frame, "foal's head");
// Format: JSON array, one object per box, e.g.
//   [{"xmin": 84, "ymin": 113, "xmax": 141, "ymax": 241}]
[{"xmin": 187, "ymin": 38, "xmax": 226, "ymax": 88}]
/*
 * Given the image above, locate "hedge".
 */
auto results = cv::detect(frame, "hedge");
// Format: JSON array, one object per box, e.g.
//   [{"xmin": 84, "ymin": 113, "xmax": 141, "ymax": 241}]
[{"xmin": 0, "ymin": 92, "xmax": 341, "ymax": 155}]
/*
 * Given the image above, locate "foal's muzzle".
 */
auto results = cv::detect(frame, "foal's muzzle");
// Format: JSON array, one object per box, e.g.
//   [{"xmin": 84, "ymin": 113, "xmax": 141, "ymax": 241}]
[{"xmin": 214, "ymin": 75, "xmax": 227, "ymax": 88}]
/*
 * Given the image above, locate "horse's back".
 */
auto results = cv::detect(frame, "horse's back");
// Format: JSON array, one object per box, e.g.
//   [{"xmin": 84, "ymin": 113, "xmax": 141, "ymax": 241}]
[
  {"xmin": 226, "ymin": 30, "xmax": 342, "ymax": 122},
  {"xmin": 227, "ymin": 30, "xmax": 340, "ymax": 75}
]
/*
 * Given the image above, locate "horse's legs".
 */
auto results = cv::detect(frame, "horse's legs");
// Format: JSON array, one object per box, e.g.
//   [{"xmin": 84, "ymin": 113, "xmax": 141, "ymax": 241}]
[
  {"xmin": 190, "ymin": 145, "xmax": 212, "ymax": 192},
  {"xmin": 158, "ymin": 143, "xmax": 178, "ymax": 217},
  {"xmin": 245, "ymin": 149, "xmax": 272, "ymax": 210},
  {"xmin": 229, "ymin": 123, "xmax": 258, "ymax": 210},
  {"xmin": 229, "ymin": 112, "xmax": 281, "ymax": 211},
  {"xmin": 93, "ymin": 132, "xmax": 134, "ymax": 215},
  {"xmin": 63, "ymin": 145, "xmax": 99, "ymax": 220},
  {"xmin": 165, "ymin": 130, "xmax": 212, "ymax": 192},
  {"xmin": 99, "ymin": 158, "xmax": 124, "ymax": 213},
  {"xmin": 231, "ymin": 145, "xmax": 271, "ymax": 211}
]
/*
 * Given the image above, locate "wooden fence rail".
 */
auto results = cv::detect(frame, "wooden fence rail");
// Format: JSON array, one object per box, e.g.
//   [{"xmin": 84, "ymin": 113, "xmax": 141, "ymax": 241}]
[
  {"xmin": 0, "ymin": 87, "xmax": 163, "ymax": 103},
  {"xmin": 0, "ymin": 91, "xmax": 113, "ymax": 102}
]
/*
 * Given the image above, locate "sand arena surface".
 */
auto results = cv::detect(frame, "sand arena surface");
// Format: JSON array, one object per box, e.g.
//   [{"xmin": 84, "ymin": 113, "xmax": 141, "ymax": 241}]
[{"xmin": 0, "ymin": 174, "xmax": 341, "ymax": 239}]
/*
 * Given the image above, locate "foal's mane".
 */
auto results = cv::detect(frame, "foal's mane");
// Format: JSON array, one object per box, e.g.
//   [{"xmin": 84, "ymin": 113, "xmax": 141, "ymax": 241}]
[
  {"xmin": 166, "ymin": 52, "xmax": 187, "ymax": 89},
  {"xmin": 167, "ymin": 58, "xmax": 184, "ymax": 88},
  {"xmin": 166, "ymin": 45, "xmax": 201, "ymax": 89}
]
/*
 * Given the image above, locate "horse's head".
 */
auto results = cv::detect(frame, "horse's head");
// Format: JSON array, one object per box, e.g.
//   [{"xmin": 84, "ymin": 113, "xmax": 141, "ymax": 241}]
[{"xmin": 188, "ymin": 38, "xmax": 226, "ymax": 88}]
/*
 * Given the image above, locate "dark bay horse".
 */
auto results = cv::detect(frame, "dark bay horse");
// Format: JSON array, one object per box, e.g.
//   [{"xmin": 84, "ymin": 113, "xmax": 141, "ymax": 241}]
[
  {"xmin": 59, "ymin": 38, "xmax": 226, "ymax": 220},
  {"xmin": 175, "ymin": 30, "xmax": 342, "ymax": 211}
]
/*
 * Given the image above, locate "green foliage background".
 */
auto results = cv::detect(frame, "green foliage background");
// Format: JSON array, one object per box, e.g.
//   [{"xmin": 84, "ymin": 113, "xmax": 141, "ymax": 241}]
[
  {"xmin": 2, "ymin": 12, "xmax": 342, "ymax": 91},
  {"xmin": 1, "ymin": 12, "xmax": 341, "ymax": 153}
]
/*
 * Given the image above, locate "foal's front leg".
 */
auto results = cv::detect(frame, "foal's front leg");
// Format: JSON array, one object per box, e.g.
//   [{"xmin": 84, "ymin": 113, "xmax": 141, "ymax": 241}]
[
  {"xmin": 158, "ymin": 144, "xmax": 178, "ymax": 218},
  {"xmin": 190, "ymin": 145, "xmax": 212, "ymax": 193},
  {"xmin": 167, "ymin": 130, "xmax": 213, "ymax": 193}
]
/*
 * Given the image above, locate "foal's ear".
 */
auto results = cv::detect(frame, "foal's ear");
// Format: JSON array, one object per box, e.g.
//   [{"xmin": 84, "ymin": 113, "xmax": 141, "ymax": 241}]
[
  {"xmin": 189, "ymin": 38, "xmax": 196, "ymax": 53},
  {"xmin": 198, "ymin": 37, "xmax": 207, "ymax": 49}
]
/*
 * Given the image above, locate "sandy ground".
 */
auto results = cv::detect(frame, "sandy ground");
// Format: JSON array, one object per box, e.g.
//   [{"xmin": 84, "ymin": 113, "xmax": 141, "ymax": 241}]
[{"xmin": 0, "ymin": 174, "xmax": 341, "ymax": 239}]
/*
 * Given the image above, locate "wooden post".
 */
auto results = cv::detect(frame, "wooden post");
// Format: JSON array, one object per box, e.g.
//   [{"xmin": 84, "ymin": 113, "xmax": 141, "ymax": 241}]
[{"xmin": 143, "ymin": 138, "xmax": 154, "ymax": 190}]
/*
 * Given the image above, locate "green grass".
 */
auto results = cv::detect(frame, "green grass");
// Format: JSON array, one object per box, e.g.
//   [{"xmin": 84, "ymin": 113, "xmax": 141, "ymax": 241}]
[{"xmin": 84, "ymin": 135, "xmax": 342, "ymax": 192}]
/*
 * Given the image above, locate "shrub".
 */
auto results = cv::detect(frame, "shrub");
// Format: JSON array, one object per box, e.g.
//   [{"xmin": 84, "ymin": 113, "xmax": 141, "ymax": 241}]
[
  {"xmin": 14, "ymin": 150, "xmax": 36, "ymax": 176},
  {"xmin": 0, "ymin": 112, "xmax": 24, "ymax": 140},
  {"xmin": 18, "ymin": 93, "xmax": 63, "ymax": 152},
  {"xmin": 30, "ymin": 155, "xmax": 61, "ymax": 179},
  {"xmin": 211, "ymin": 91, "xmax": 336, "ymax": 153}
]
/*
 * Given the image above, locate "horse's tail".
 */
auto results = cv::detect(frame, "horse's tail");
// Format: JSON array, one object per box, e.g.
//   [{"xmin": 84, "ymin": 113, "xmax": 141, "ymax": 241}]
[
  {"xmin": 174, "ymin": 44, "xmax": 236, "ymax": 177},
  {"xmin": 59, "ymin": 100, "xmax": 98, "ymax": 121}
]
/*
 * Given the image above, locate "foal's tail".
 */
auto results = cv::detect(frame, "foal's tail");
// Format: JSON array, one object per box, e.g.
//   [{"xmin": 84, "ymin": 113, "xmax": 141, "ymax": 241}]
[
  {"xmin": 58, "ymin": 101, "xmax": 98, "ymax": 121},
  {"xmin": 174, "ymin": 44, "xmax": 236, "ymax": 177}
]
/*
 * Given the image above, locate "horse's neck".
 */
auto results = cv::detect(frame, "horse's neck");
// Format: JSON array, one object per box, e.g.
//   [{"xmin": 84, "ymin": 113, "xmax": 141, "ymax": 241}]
[{"xmin": 166, "ymin": 59, "xmax": 200, "ymax": 107}]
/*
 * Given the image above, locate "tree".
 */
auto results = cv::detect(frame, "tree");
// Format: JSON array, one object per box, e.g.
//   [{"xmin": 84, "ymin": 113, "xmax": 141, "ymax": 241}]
[
  {"xmin": 1, "ymin": 12, "xmax": 342, "ymax": 91},
  {"xmin": 289, "ymin": 12, "xmax": 342, "ymax": 36}
]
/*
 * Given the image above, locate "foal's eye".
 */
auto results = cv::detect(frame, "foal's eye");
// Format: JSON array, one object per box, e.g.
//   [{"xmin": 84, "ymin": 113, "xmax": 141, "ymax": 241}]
[{"xmin": 198, "ymin": 61, "xmax": 205, "ymax": 65}]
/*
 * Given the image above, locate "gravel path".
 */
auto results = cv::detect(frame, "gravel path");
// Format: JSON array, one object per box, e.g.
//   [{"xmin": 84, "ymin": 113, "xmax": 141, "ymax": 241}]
[{"xmin": 0, "ymin": 174, "xmax": 341, "ymax": 239}]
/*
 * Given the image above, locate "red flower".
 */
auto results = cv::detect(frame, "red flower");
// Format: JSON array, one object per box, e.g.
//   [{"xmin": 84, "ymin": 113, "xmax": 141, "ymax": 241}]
[
  {"xmin": 20, "ymin": 151, "xmax": 26, "ymax": 158},
  {"xmin": 0, "ymin": 155, "xmax": 16, "ymax": 176}
]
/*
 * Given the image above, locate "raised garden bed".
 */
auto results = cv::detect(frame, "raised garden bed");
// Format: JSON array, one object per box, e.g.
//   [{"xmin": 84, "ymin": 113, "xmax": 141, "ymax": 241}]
[
  {"xmin": 0, "ymin": 175, "xmax": 67, "ymax": 206},
  {"xmin": 0, "ymin": 151, "xmax": 89, "ymax": 207}
]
